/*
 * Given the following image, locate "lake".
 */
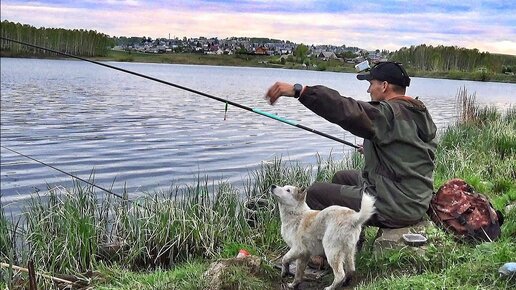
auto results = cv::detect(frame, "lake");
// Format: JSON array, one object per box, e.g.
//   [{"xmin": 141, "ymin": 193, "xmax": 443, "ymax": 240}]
[{"xmin": 1, "ymin": 57, "xmax": 515, "ymax": 210}]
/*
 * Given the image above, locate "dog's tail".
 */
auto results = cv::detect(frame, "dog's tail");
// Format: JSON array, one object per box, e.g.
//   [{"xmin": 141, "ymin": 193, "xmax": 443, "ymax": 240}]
[{"xmin": 353, "ymin": 192, "xmax": 376, "ymax": 227}]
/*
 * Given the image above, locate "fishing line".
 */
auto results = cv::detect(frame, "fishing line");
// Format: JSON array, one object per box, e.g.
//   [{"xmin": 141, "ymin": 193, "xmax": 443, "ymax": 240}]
[
  {"xmin": 0, "ymin": 37, "xmax": 359, "ymax": 149},
  {"xmin": 1, "ymin": 145, "xmax": 129, "ymax": 202}
]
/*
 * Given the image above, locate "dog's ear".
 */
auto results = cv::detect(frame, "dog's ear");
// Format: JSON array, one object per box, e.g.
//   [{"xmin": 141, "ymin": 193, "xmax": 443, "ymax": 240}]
[{"xmin": 295, "ymin": 186, "xmax": 307, "ymax": 201}]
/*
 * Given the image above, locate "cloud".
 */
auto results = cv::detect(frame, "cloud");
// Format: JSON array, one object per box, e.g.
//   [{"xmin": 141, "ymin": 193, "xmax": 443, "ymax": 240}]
[{"xmin": 1, "ymin": 0, "xmax": 515, "ymax": 55}]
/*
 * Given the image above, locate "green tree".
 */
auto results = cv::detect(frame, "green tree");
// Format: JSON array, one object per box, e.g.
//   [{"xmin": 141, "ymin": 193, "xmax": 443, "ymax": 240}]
[
  {"xmin": 390, "ymin": 44, "xmax": 516, "ymax": 74},
  {"xmin": 338, "ymin": 50, "xmax": 356, "ymax": 59},
  {"xmin": 1, "ymin": 20, "xmax": 113, "ymax": 57},
  {"xmin": 294, "ymin": 43, "xmax": 309, "ymax": 63}
]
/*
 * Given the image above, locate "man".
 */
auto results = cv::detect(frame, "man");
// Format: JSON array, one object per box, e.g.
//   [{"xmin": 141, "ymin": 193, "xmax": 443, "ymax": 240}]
[{"xmin": 265, "ymin": 62, "xmax": 437, "ymax": 228}]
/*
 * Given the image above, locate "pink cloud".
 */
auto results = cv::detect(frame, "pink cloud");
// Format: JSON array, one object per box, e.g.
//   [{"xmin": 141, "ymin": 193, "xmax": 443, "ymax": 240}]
[{"xmin": 1, "ymin": 2, "xmax": 514, "ymax": 55}]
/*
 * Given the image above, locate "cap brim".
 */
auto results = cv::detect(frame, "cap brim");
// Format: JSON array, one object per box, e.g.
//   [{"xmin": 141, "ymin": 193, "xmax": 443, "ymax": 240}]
[{"xmin": 357, "ymin": 73, "xmax": 372, "ymax": 81}]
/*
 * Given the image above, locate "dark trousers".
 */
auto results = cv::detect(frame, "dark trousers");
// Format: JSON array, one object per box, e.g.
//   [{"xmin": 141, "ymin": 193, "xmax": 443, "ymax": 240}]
[
  {"xmin": 306, "ymin": 170, "xmax": 363, "ymax": 211},
  {"xmin": 306, "ymin": 170, "xmax": 411, "ymax": 228}
]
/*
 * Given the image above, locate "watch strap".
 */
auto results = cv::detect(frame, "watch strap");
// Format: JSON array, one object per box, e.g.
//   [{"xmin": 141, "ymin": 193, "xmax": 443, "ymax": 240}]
[{"xmin": 293, "ymin": 83, "xmax": 302, "ymax": 98}]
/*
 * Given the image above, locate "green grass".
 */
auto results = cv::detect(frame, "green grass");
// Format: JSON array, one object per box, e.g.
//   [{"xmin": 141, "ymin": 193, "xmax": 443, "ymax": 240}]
[
  {"xmin": 94, "ymin": 50, "xmax": 279, "ymax": 68},
  {"xmin": 96, "ymin": 50, "xmax": 360, "ymax": 73},
  {"xmin": 92, "ymin": 261, "xmax": 210, "ymax": 290},
  {"xmin": 409, "ymin": 69, "xmax": 516, "ymax": 83},
  {"xmin": 1, "ymin": 88, "xmax": 515, "ymax": 289},
  {"xmin": 93, "ymin": 51, "xmax": 516, "ymax": 83}
]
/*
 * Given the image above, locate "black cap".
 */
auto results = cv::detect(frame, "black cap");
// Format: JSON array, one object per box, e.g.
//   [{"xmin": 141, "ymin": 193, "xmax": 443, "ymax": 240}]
[{"xmin": 357, "ymin": 62, "xmax": 411, "ymax": 87}]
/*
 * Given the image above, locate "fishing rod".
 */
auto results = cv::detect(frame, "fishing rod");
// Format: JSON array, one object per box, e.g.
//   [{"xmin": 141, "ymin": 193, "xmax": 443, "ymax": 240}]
[
  {"xmin": 0, "ymin": 37, "xmax": 359, "ymax": 149},
  {"xmin": 1, "ymin": 145, "xmax": 129, "ymax": 202}
]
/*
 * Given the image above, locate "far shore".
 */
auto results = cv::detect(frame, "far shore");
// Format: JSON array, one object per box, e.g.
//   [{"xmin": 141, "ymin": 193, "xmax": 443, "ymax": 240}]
[{"xmin": 2, "ymin": 50, "xmax": 515, "ymax": 83}]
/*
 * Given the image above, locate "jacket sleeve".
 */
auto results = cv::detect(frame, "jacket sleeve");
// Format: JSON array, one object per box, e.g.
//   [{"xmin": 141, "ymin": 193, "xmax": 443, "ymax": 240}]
[{"xmin": 298, "ymin": 85, "xmax": 386, "ymax": 139}]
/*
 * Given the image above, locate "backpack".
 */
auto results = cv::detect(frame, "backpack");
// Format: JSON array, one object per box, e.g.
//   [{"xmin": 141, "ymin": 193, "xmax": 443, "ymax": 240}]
[{"xmin": 428, "ymin": 178, "xmax": 504, "ymax": 243}]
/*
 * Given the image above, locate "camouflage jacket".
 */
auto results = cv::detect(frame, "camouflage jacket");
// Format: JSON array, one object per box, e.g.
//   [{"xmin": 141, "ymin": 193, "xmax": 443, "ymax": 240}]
[{"xmin": 299, "ymin": 85, "xmax": 437, "ymax": 224}]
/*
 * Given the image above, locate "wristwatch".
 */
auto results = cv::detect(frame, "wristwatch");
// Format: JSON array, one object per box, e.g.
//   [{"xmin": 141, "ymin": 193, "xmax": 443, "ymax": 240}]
[{"xmin": 293, "ymin": 83, "xmax": 303, "ymax": 98}]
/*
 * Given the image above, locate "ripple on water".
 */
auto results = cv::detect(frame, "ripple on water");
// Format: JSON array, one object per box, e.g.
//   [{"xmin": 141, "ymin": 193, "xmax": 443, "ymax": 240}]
[{"xmin": 1, "ymin": 58, "xmax": 515, "ymax": 213}]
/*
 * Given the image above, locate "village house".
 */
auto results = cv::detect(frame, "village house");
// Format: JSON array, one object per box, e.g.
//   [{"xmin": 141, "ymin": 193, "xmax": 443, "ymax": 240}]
[
  {"xmin": 317, "ymin": 51, "xmax": 338, "ymax": 60},
  {"xmin": 254, "ymin": 46, "xmax": 268, "ymax": 55},
  {"xmin": 114, "ymin": 35, "xmax": 389, "ymax": 62}
]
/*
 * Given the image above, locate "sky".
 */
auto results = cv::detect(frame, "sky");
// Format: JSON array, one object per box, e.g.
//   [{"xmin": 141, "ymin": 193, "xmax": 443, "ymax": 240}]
[{"xmin": 1, "ymin": 0, "xmax": 515, "ymax": 55}]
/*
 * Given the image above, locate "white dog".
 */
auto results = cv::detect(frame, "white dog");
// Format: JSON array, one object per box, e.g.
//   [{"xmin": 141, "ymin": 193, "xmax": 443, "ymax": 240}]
[{"xmin": 271, "ymin": 185, "xmax": 375, "ymax": 290}]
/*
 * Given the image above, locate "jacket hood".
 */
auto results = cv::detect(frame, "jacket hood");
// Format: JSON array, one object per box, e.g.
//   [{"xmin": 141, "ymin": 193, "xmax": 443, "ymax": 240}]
[{"xmin": 391, "ymin": 96, "xmax": 437, "ymax": 142}]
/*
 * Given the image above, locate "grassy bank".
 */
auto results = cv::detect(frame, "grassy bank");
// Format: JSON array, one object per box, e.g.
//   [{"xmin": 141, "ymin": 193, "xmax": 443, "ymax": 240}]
[
  {"xmin": 94, "ymin": 50, "xmax": 285, "ymax": 68},
  {"xmin": 408, "ymin": 69, "xmax": 516, "ymax": 83},
  {"xmin": 92, "ymin": 50, "xmax": 358, "ymax": 73},
  {"xmin": 95, "ymin": 51, "xmax": 516, "ymax": 82},
  {"xmin": 1, "ymin": 89, "xmax": 515, "ymax": 289},
  {"xmin": 95, "ymin": 50, "xmax": 516, "ymax": 83}
]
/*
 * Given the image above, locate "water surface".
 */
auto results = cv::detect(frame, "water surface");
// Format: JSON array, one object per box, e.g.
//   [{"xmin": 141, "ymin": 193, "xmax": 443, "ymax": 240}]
[{"xmin": 1, "ymin": 58, "xmax": 514, "ymax": 209}]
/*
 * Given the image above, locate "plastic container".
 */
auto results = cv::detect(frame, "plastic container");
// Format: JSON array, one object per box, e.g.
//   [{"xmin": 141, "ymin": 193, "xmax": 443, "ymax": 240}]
[
  {"xmin": 402, "ymin": 234, "xmax": 427, "ymax": 246},
  {"xmin": 355, "ymin": 60, "xmax": 371, "ymax": 72},
  {"xmin": 498, "ymin": 262, "xmax": 516, "ymax": 276}
]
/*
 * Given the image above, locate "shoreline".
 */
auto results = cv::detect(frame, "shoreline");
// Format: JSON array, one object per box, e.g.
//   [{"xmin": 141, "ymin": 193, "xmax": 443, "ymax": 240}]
[{"xmin": 2, "ymin": 50, "xmax": 515, "ymax": 84}]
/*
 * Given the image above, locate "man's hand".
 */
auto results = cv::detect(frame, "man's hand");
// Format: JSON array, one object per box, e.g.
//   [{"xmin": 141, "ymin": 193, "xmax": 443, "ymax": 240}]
[
  {"xmin": 264, "ymin": 82, "xmax": 297, "ymax": 105},
  {"xmin": 357, "ymin": 144, "xmax": 364, "ymax": 154}
]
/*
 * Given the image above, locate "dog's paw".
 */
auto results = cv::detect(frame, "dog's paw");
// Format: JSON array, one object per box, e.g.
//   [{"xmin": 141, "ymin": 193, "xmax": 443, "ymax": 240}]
[
  {"xmin": 281, "ymin": 264, "xmax": 289, "ymax": 277},
  {"xmin": 342, "ymin": 274, "xmax": 353, "ymax": 286}
]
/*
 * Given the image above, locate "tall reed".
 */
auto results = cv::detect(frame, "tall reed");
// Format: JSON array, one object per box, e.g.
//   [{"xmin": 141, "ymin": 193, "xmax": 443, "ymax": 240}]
[
  {"xmin": 1, "ymin": 195, "xmax": 14, "ymax": 288},
  {"xmin": 0, "ymin": 197, "xmax": 8, "ymax": 260},
  {"xmin": 1, "ymin": 152, "xmax": 358, "ymax": 282},
  {"xmin": 113, "ymin": 178, "xmax": 254, "ymax": 268},
  {"xmin": 436, "ymin": 87, "xmax": 515, "ymax": 202}
]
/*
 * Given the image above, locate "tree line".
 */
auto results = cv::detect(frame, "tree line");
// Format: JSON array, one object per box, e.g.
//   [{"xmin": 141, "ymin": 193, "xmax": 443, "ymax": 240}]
[
  {"xmin": 1, "ymin": 20, "xmax": 514, "ymax": 75},
  {"xmin": 1, "ymin": 20, "xmax": 114, "ymax": 57},
  {"xmin": 389, "ymin": 44, "xmax": 515, "ymax": 74}
]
